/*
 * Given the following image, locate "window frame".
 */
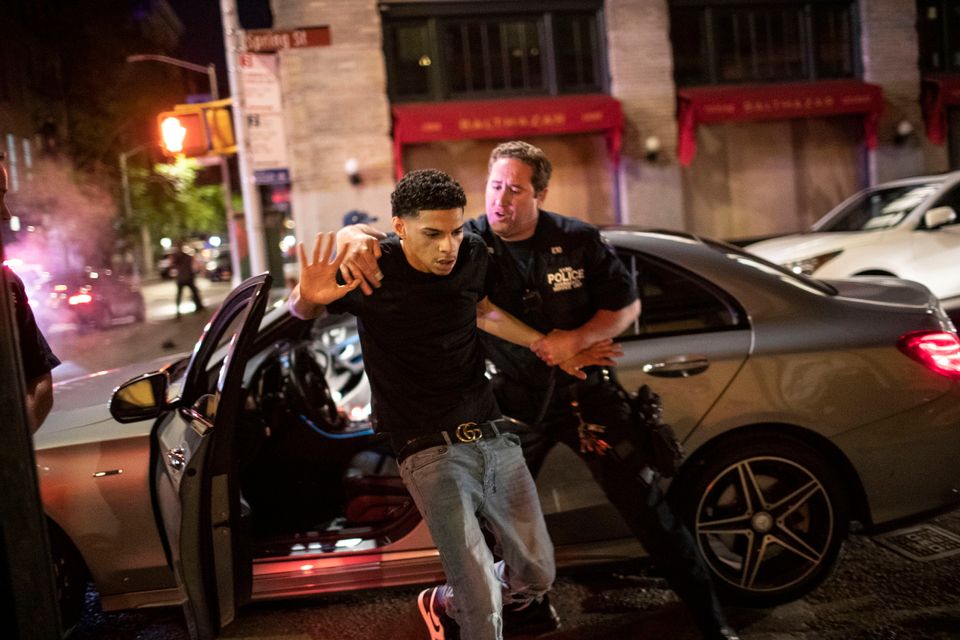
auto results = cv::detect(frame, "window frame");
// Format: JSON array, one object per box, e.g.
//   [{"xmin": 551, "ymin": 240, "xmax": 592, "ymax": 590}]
[
  {"xmin": 615, "ymin": 248, "xmax": 749, "ymax": 341},
  {"xmin": 380, "ymin": 1, "xmax": 607, "ymax": 102},
  {"xmin": 668, "ymin": 0, "xmax": 861, "ymax": 87}
]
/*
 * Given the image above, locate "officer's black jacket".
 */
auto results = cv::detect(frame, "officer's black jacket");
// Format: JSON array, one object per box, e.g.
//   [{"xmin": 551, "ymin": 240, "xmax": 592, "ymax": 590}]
[{"xmin": 467, "ymin": 210, "xmax": 637, "ymax": 391}]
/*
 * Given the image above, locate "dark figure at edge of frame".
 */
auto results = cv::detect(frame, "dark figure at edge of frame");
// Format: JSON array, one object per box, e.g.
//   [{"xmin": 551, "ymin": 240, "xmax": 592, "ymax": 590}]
[
  {"xmin": 1, "ymin": 161, "xmax": 60, "ymax": 432},
  {"xmin": 336, "ymin": 143, "xmax": 740, "ymax": 640},
  {"xmin": 289, "ymin": 169, "xmax": 617, "ymax": 640},
  {"xmin": 172, "ymin": 243, "xmax": 204, "ymax": 319}
]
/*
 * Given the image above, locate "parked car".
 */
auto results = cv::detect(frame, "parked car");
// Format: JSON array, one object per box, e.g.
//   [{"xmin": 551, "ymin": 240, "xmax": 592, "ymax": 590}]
[
  {"xmin": 203, "ymin": 249, "xmax": 232, "ymax": 282},
  {"xmin": 37, "ymin": 229, "xmax": 960, "ymax": 635},
  {"xmin": 747, "ymin": 170, "xmax": 960, "ymax": 309},
  {"xmin": 156, "ymin": 250, "xmax": 176, "ymax": 279},
  {"xmin": 35, "ymin": 268, "xmax": 145, "ymax": 330}
]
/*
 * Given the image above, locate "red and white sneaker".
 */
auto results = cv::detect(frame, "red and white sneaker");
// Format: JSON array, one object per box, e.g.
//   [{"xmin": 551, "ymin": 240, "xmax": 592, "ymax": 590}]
[{"xmin": 417, "ymin": 587, "xmax": 460, "ymax": 640}]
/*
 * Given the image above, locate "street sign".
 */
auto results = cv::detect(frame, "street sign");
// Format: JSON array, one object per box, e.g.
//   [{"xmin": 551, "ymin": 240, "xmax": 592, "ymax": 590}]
[
  {"xmin": 245, "ymin": 26, "xmax": 331, "ymax": 53},
  {"xmin": 254, "ymin": 168, "xmax": 290, "ymax": 186}
]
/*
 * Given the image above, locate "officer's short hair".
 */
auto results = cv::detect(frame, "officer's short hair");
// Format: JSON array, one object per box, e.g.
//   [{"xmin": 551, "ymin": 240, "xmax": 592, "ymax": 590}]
[
  {"xmin": 391, "ymin": 169, "xmax": 466, "ymax": 218},
  {"xmin": 488, "ymin": 141, "xmax": 552, "ymax": 195}
]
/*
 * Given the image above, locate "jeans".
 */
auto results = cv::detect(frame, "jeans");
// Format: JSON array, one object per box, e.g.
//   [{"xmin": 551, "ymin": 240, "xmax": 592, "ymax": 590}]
[
  {"xmin": 399, "ymin": 432, "xmax": 555, "ymax": 640},
  {"xmin": 493, "ymin": 374, "xmax": 729, "ymax": 636}
]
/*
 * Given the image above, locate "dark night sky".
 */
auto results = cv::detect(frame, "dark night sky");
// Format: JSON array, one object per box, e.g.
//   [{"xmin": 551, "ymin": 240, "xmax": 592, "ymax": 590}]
[{"xmin": 166, "ymin": 0, "xmax": 229, "ymax": 96}]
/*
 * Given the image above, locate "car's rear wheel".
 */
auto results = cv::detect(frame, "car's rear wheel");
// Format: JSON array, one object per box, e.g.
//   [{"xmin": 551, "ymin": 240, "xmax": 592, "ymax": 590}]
[
  {"xmin": 672, "ymin": 434, "xmax": 849, "ymax": 606},
  {"xmin": 133, "ymin": 297, "xmax": 146, "ymax": 322},
  {"xmin": 48, "ymin": 523, "xmax": 88, "ymax": 634},
  {"xmin": 95, "ymin": 304, "xmax": 112, "ymax": 329}
]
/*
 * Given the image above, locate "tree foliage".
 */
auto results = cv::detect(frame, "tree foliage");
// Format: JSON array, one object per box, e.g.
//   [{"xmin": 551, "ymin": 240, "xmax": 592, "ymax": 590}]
[{"xmin": 128, "ymin": 157, "xmax": 226, "ymax": 244}]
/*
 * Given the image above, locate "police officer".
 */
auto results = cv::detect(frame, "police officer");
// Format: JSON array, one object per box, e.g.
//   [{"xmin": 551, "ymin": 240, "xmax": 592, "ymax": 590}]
[
  {"xmin": 1, "ymin": 161, "xmax": 60, "ymax": 431},
  {"xmin": 338, "ymin": 141, "xmax": 739, "ymax": 640}
]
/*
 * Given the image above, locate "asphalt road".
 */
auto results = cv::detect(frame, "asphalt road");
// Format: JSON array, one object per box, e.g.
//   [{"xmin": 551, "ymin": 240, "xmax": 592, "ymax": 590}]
[{"xmin": 67, "ymin": 507, "xmax": 960, "ymax": 639}]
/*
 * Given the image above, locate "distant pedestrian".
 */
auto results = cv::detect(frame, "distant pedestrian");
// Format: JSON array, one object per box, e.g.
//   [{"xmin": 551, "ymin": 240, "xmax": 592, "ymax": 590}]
[{"xmin": 172, "ymin": 243, "xmax": 204, "ymax": 319}]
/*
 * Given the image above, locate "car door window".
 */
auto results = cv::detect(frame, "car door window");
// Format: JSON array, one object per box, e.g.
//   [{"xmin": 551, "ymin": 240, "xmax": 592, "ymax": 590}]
[
  {"xmin": 928, "ymin": 184, "xmax": 960, "ymax": 228},
  {"xmin": 616, "ymin": 250, "xmax": 745, "ymax": 338}
]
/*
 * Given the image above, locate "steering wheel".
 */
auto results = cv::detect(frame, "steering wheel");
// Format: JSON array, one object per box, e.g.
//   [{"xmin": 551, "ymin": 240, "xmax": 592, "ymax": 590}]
[{"xmin": 284, "ymin": 341, "xmax": 346, "ymax": 433}]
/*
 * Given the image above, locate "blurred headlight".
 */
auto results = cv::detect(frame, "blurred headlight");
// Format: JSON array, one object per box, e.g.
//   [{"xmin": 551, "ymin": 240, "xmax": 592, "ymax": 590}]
[{"xmin": 783, "ymin": 250, "xmax": 843, "ymax": 276}]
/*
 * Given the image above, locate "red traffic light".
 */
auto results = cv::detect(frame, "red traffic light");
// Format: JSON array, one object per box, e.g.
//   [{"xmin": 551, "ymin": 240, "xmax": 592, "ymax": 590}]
[{"xmin": 157, "ymin": 110, "xmax": 209, "ymax": 157}]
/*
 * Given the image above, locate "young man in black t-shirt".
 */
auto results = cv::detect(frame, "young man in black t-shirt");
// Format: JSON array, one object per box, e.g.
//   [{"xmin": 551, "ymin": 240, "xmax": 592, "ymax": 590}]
[
  {"xmin": 289, "ymin": 170, "xmax": 611, "ymax": 640},
  {"xmin": 333, "ymin": 143, "xmax": 739, "ymax": 640}
]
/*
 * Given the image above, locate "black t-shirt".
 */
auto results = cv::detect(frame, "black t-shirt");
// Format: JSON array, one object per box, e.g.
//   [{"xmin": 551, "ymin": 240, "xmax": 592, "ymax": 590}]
[
  {"xmin": 326, "ymin": 233, "xmax": 500, "ymax": 437},
  {"xmin": 4, "ymin": 267, "xmax": 60, "ymax": 381},
  {"xmin": 466, "ymin": 210, "xmax": 638, "ymax": 390}
]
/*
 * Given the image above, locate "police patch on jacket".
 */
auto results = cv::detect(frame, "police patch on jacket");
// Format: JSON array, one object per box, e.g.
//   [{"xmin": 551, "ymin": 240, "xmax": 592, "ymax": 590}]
[{"xmin": 547, "ymin": 266, "xmax": 585, "ymax": 292}]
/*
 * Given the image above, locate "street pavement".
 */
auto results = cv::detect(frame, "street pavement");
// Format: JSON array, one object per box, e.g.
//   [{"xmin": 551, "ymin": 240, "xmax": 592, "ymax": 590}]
[
  {"xmin": 68, "ymin": 505, "xmax": 960, "ymax": 639},
  {"xmin": 47, "ymin": 277, "xmax": 236, "ymax": 381}
]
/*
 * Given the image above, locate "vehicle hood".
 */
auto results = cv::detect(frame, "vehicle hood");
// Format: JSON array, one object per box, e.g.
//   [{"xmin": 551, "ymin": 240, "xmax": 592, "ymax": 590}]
[
  {"xmin": 41, "ymin": 354, "xmax": 181, "ymax": 433},
  {"xmin": 747, "ymin": 231, "xmax": 887, "ymax": 264}
]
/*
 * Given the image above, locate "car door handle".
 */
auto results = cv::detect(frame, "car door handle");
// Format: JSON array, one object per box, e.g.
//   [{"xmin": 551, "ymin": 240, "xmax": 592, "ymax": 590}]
[{"xmin": 642, "ymin": 358, "xmax": 709, "ymax": 378}]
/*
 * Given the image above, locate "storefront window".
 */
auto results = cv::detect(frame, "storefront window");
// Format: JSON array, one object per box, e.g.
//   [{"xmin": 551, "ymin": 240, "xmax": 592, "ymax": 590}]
[
  {"xmin": 917, "ymin": 0, "xmax": 960, "ymax": 72},
  {"xmin": 381, "ymin": 2, "xmax": 605, "ymax": 101},
  {"xmin": 669, "ymin": 1, "xmax": 857, "ymax": 86}
]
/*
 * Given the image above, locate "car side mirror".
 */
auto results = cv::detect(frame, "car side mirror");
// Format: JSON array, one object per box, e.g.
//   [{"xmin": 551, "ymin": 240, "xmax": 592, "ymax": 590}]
[
  {"xmin": 923, "ymin": 206, "xmax": 957, "ymax": 230},
  {"xmin": 109, "ymin": 370, "xmax": 170, "ymax": 423}
]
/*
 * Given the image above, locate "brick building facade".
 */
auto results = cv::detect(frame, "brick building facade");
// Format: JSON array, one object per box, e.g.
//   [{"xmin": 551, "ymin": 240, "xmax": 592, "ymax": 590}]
[{"xmin": 255, "ymin": 1, "xmax": 942, "ymax": 245}]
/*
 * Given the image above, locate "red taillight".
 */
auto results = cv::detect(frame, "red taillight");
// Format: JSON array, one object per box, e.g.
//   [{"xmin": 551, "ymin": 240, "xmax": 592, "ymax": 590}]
[
  {"xmin": 897, "ymin": 331, "xmax": 960, "ymax": 379},
  {"xmin": 68, "ymin": 293, "xmax": 92, "ymax": 305}
]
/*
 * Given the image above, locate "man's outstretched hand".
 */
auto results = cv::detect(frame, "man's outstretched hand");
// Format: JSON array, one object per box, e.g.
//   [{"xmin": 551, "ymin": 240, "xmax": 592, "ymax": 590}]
[{"xmin": 298, "ymin": 232, "xmax": 362, "ymax": 306}]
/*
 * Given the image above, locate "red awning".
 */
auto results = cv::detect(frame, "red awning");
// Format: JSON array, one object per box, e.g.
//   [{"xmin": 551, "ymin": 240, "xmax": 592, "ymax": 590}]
[
  {"xmin": 921, "ymin": 75, "xmax": 960, "ymax": 144},
  {"xmin": 676, "ymin": 80, "xmax": 885, "ymax": 166},
  {"xmin": 391, "ymin": 94, "xmax": 624, "ymax": 179}
]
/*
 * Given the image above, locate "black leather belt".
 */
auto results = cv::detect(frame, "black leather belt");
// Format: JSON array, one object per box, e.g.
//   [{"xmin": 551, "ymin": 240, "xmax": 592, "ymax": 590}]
[{"xmin": 393, "ymin": 419, "xmax": 507, "ymax": 463}]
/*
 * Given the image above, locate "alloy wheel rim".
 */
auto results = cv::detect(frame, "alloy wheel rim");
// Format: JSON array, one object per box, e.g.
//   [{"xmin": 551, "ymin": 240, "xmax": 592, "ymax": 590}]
[{"xmin": 694, "ymin": 455, "xmax": 834, "ymax": 594}]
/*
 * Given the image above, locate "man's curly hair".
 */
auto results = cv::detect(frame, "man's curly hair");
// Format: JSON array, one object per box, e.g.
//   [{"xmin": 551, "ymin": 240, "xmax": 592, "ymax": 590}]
[{"xmin": 391, "ymin": 169, "xmax": 467, "ymax": 218}]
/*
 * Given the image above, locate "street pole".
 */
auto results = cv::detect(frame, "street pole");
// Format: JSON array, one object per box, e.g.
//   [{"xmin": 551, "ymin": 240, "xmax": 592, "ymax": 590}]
[
  {"xmin": 126, "ymin": 54, "xmax": 244, "ymax": 286},
  {"xmin": 205, "ymin": 63, "xmax": 242, "ymax": 287},
  {"xmin": 119, "ymin": 144, "xmax": 154, "ymax": 276},
  {"xmin": 220, "ymin": 0, "xmax": 269, "ymax": 279}
]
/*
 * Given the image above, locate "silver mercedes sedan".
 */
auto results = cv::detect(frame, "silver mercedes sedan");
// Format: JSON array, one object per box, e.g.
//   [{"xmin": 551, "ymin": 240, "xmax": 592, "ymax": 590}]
[{"xmin": 36, "ymin": 229, "xmax": 960, "ymax": 635}]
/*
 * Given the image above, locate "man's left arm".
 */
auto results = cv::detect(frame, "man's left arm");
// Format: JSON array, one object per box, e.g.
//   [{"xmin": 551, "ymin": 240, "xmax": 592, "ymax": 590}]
[{"xmin": 477, "ymin": 296, "xmax": 543, "ymax": 347}]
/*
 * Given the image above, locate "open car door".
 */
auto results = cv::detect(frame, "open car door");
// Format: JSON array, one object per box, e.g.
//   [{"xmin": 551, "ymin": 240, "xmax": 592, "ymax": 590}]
[{"xmin": 153, "ymin": 274, "xmax": 272, "ymax": 639}]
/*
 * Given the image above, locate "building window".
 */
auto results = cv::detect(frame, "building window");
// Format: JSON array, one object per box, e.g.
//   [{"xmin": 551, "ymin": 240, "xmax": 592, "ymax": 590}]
[
  {"xmin": 381, "ymin": 1, "xmax": 605, "ymax": 102},
  {"xmin": 918, "ymin": 1, "xmax": 960, "ymax": 71},
  {"xmin": 669, "ymin": 1, "xmax": 857, "ymax": 86}
]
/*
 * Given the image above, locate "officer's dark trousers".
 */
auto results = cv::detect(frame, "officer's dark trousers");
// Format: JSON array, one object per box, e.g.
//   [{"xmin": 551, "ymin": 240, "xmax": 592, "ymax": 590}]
[{"xmin": 494, "ymin": 376, "xmax": 728, "ymax": 636}]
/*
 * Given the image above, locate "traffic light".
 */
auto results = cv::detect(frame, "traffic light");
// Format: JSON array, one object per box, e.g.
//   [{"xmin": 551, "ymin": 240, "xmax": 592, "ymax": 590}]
[
  {"xmin": 156, "ymin": 99, "xmax": 236, "ymax": 158},
  {"xmin": 157, "ymin": 109, "xmax": 208, "ymax": 157}
]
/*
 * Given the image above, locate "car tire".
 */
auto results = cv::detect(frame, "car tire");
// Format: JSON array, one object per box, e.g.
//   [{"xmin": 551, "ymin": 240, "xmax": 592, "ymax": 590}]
[
  {"xmin": 134, "ymin": 297, "xmax": 146, "ymax": 322},
  {"xmin": 48, "ymin": 523, "xmax": 88, "ymax": 634},
  {"xmin": 671, "ymin": 433, "xmax": 849, "ymax": 606},
  {"xmin": 95, "ymin": 304, "xmax": 112, "ymax": 330}
]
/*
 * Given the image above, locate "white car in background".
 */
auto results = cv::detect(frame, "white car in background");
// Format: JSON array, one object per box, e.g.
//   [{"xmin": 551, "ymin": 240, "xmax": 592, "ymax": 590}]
[{"xmin": 748, "ymin": 171, "xmax": 960, "ymax": 309}]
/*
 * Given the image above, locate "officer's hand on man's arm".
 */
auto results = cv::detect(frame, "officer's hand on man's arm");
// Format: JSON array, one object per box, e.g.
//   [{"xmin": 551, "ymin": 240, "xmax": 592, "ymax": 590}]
[
  {"xmin": 531, "ymin": 301, "xmax": 640, "ymax": 365},
  {"xmin": 336, "ymin": 223, "xmax": 386, "ymax": 295},
  {"xmin": 290, "ymin": 232, "xmax": 361, "ymax": 319},
  {"xmin": 25, "ymin": 372, "xmax": 54, "ymax": 433}
]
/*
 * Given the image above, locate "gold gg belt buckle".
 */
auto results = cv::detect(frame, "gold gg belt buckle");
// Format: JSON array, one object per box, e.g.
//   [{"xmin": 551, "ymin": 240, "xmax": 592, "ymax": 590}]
[{"xmin": 454, "ymin": 422, "xmax": 483, "ymax": 443}]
